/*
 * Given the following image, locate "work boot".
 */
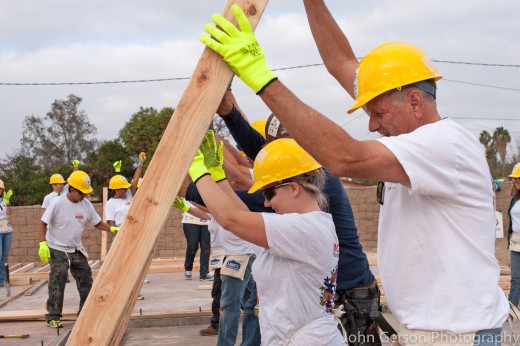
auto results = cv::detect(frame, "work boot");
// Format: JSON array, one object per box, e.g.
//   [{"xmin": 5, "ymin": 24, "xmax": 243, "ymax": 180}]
[
  {"xmin": 185, "ymin": 271, "xmax": 192, "ymax": 280},
  {"xmin": 199, "ymin": 325, "xmax": 218, "ymax": 336},
  {"xmin": 200, "ymin": 273, "xmax": 213, "ymax": 281},
  {"xmin": 47, "ymin": 319, "xmax": 63, "ymax": 328}
]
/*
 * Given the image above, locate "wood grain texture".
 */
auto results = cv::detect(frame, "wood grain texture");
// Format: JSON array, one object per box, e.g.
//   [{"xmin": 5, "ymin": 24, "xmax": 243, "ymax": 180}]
[{"xmin": 66, "ymin": 1, "xmax": 270, "ymax": 345}]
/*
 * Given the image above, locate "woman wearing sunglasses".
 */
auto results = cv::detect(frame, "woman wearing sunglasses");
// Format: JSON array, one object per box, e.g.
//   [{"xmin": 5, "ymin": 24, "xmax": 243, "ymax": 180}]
[{"xmin": 190, "ymin": 133, "xmax": 344, "ymax": 345}]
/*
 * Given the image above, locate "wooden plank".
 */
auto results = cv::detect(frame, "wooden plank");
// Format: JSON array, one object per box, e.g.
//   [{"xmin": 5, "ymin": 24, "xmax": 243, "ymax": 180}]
[
  {"xmin": 101, "ymin": 187, "xmax": 108, "ymax": 260},
  {"xmin": 0, "ymin": 286, "xmax": 33, "ymax": 309},
  {"xmin": 11, "ymin": 263, "xmax": 34, "ymax": 274},
  {"xmin": 90, "ymin": 260, "xmax": 101, "ymax": 270},
  {"xmin": 0, "ymin": 308, "xmax": 212, "ymax": 322},
  {"xmin": 35, "ymin": 264, "xmax": 50, "ymax": 273},
  {"xmin": 24, "ymin": 279, "xmax": 48, "ymax": 296},
  {"xmin": 8, "ymin": 263, "xmax": 22, "ymax": 271},
  {"xmin": 67, "ymin": 3, "xmax": 270, "ymax": 344}
]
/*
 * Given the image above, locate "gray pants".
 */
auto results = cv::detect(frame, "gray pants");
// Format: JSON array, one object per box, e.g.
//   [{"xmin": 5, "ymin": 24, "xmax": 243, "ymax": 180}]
[{"xmin": 45, "ymin": 248, "xmax": 92, "ymax": 322}]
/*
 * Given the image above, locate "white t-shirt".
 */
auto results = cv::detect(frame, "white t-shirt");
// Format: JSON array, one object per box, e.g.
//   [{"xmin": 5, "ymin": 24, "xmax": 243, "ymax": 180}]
[
  {"xmin": 253, "ymin": 211, "xmax": 343, "ymax": 346},
  {"xmin": 0, "ymin": 198, "xmax": 8, "ymax": 220},
  {"xmin": 105, "ymin": 191, "xmax": 134, "ymax": 226},
  {"xmin": 511, "ymin": 201, "xmax": 520, "ymax": 233},
  {"xmin": 42, "ymin": 191, "xmax": 62, "ymax": 210},
  {"xmin": 208, "ymin": 217, "xmax": 223, "ymax": 249},
  {"xmin": 218, "ymin": 219, "xmax": 262, "ymax": 256},
  {"xmin": 376, "ymin": 118, "xmax": 509, "ymax": 333},
  {"xmin": 42, "ymin": 195, "xmax": 101, "ymax": 252}
]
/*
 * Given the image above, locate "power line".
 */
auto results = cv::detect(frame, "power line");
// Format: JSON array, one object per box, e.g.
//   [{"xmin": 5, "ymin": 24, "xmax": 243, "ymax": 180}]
[{"xmin": 0, "ymin": 59, "xmax": 519, "ymax": 88}]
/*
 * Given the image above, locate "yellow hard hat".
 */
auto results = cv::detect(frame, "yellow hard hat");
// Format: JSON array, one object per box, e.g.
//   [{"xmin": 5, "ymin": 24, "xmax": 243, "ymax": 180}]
[
  {"xmin": 137, "ymin": 177, "xmax": 143, "ymax": 188},
  {"xmin": 509, "ymin": 163, "xmax": 520, "ymax": 179},
  {"xmin": 347, "ymin": 42, "xmax": 443, "ymax": 114},
  {"xmin": 49, "ymin": 173, "xmax": 66, "ymax": 185},
  {"xmin": 109, "ymin": 175, "xmax": 131, "ymax": 190},
  {"xmin": 250, "ymin": 119, "xmax": 267, "ymax": 139},
  {"xmin": 248, "ymin": 138, "xmax": 322, "ymax": 193},
  {"xmin": 0, "ymin": 179, "xmax": 4, "ymax": 189},
  {"xmin": 67, "ymin": 171, "xmax": 93, "ymax": 194}
]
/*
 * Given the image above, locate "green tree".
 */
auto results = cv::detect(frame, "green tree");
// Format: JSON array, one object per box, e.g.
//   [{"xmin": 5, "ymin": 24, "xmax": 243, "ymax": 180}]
[
  {"xmin": 20, "ymin": 94, "xmax": 98, "ymax": 171},
  {"xmin": 493, "ymin": 127, "xmax": 511, "ymax": 177},
  {"xmin": 479, "ymin": 130, "xmax": 496, "ymax": 164},
  {"xmin": 0, "ymin": 152, "xmax": 48, "ymax": 206},
  {"xmin": 118, "ymin": 107, "xmax": 174, "ymax": 167},
  {"xmin": 85, "ymin": 139, "xmax": 129, "ymax": 197}
]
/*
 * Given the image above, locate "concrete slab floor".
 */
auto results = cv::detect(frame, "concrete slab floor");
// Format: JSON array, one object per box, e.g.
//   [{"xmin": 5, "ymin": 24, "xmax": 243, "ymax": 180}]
[{"xmin": 1, "ymin": 269, "xmax": 519, "ymax": 345}]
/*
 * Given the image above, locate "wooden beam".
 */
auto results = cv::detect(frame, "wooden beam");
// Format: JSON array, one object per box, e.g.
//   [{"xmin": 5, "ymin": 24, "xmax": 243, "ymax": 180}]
[
  {"xmin": 101, "ymin": 187, "xmax": 108, "ymax": 260},
  {"xmin": 67, "ymin": 2, "xmax": 270, "ymax": 344},
  {"xmin": 11, "ymin": 263, "xmax": 34, "ymax": 274}
]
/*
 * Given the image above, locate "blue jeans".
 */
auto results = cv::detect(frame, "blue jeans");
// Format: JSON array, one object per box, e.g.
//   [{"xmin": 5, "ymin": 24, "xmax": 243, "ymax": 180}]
[
  {"xmin": 0, "ymin": 232, "xmax": 13, "ymax": 284},
  {"xmin": 509, "ymin": 250, "xmax": 520, "ymax": 306},
  {"xmin": 474, "ymin": 328, "xmax": 502, "ymax": 346},
  {"xmin": 182, "ymin": 223, "xmax": 211, "ymax": 275},
  {"xmin": 218, "ymin": 255, "xmax": 261, "ymax": 346}
]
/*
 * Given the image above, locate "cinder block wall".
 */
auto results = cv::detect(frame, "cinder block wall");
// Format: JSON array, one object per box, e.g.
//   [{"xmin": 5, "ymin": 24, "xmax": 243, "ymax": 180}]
[{"xmin": 6, "ymin": 183, "xmax": 512, "ymax": 266}]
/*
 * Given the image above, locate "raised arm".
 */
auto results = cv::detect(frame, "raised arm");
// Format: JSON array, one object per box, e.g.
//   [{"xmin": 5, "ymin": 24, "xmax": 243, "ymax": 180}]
[{"xmin": 303, "ymin": 0, "xmax": 358, "ymax": 99}]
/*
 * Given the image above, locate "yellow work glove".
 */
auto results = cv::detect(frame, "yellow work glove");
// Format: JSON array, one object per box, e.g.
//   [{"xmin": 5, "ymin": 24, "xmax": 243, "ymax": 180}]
[
  {"xmin": 173, "ymin": 197, "xmax": 191, "ymax": 213},
  {"xmin": 72, "ymin": 160, "xmax": 80, "ymax": 168},
  {"xmin": 137, "ymin": 152, "xmax": 147, "ymax": 167},
  {"xmin": 201, "ymin": 5, "xmax": 277, "ymax": 94},
  {"xmin": 39, "ymin": 241, "xmax": 50, "ymax": 262},
  {"xmin": 113, "ymin": 160, "xmax": 122, "ymax": 173},
  {"xmin": 200, "ymin": 131, "xmax": 226, "ymax": 182},
  {"xmin": 110, "ymin": 226, "xmax": 119, "ymax": 233},
  {"xmin": 188, "ymin": 150, "xmax": 210, "ymax": 184},
  {"xmin": 3, "ymin": 190, "xmax": 13, "ymax": 205}
]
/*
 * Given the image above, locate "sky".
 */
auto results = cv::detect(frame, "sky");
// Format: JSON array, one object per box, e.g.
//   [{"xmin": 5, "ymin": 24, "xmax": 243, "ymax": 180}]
[{"xmin": 1, "ymin": 0, "xmax": 519, "ymax": 163}]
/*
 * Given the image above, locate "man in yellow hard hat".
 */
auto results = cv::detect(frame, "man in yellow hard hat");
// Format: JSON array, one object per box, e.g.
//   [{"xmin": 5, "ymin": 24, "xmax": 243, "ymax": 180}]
[
  {"xmin": 38, "ymin": 170, "xmax": 118, "ymax": 329},
  {"xmin": 200, "ymin": 3, "xmax": 508, "ymax": 343}
]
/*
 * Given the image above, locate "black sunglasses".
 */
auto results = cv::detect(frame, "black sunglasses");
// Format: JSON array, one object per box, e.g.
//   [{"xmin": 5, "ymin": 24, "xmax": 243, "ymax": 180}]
[
  {"xmin": 376, "ymin": 181, "xmax": 385, "ymax": 205},
  {"xmin": 262, "ymin": 182, "xmax": 292, "ymax": 201}
]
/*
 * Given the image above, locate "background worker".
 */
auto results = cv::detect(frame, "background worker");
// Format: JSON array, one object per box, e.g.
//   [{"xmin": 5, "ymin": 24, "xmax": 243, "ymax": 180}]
[
  {"xmin": 189, "ymin": 133, "xmax": 344, "ymax": 345},
  {"xmin": 105, "ymin": 152, "xmax": 145, "ymax": 227},
  {"xmin": 507, "ymin": 163, "xmax": 520, "ymax": 307},
  {"xmin": 182, "ymin": 182, "xmax": 212, "ymax": 281},
  {"xmin": 0, "ymin": 180, "xmax": 13, "ymax": 287},
  {"xmin": 174, "ymin": 196, "xmax": 224, "ymax": 336},
  {"xmin": 41, "ymin": 174, "xmax": 67, "ymax": 217},
  {"xmin": 38, "ymin": 170, "xmax": 118, "ymax": 328},
  {"xmin": 201, "ymin": 3, "xmax": 509, "ymax": 344},
  {"xmin": 217, "ymin": 89, "xmax": 379, "ymax": 343}
]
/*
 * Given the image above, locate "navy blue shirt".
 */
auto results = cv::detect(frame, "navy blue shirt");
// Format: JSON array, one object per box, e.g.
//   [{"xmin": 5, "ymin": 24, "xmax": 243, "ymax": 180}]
[{"xmin": 221, "ymin": 107, "xmax": 374, "ymax": 290}]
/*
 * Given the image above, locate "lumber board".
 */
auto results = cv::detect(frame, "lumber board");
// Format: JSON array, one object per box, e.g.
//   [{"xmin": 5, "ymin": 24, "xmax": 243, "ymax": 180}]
[
  {"xmin": 11, "ymin": 263, "xmax": 34, "ymax": 274},
  {"xmin": 35, "ymin": 264, "xmax": 50, "ymax": 273},
  {"xmin": 8, "ymin": 263, "xmax": 22, "ymax": 271},
  {"xmin": 67, "ymin": 2, "xmax": 270, "ymax": 344},
  {"xmin": 0, "ymin": 286, "xmax": 32, "ymax": 309},
  {"xmin": 24, "ymin": 279, "xmax": 48, "ymax": 296},
  {"xmin": 0, "ymin": 308, "xmax": 212, "ymax": 322}
]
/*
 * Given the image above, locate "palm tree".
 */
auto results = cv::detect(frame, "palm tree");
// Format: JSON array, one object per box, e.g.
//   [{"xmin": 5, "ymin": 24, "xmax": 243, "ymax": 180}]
[
  {"xmin": 492, "ymin": 127, "xmax": 511, "ymax": 177},
  {"xmin": 479, "ymin": 130, "xmax": 495, "ymax": 163}
]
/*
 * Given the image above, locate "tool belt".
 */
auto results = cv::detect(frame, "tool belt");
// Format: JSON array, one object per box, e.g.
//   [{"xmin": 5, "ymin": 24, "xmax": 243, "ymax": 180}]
[{"xmin": 335, "ymin": 281, "xmax": 383, "ymax": 346}]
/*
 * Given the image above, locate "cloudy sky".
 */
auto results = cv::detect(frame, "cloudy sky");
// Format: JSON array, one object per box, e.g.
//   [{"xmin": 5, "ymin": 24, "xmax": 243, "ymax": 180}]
[{"xmin": 1, "ymin": 0, "xmax": 519, "ymax": 163}]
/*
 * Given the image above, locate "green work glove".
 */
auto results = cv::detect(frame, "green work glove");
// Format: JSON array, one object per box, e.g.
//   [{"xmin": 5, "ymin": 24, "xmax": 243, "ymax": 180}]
[
  {"xmin": 39, "ymin": 241, "xmax": 50, "ymax": 262},
  {"xmin": 201, "ymin": 4, "xmax": 277, "ymax": 94},
  {"xmin": 173, "ymin": 197, "xmax": 191, "ymax": 213},
  {"xmin": 113, "ymin": 160, "xmax": 122, "ymax": 173},
  {"xmin": 188, "ymin": 150, "xmax": 210, "ymax": 184},
  {"xmin": 72, "ymin": 160, "xmax": 80, "ymax": 168},
  {"xmin": 3, "ymin": 190, "xmax": 13, "ymax": 205},
  {"xmin": 137, "ymin": 152, "xmax": 147, "ymax": 167},
  {"xmin": 110, "ymin": 226, "xmax": 119, "ymax": 233},
  {"xmin": 200, "ymin": 131, "xmax": 226, "ymax": 182}
]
